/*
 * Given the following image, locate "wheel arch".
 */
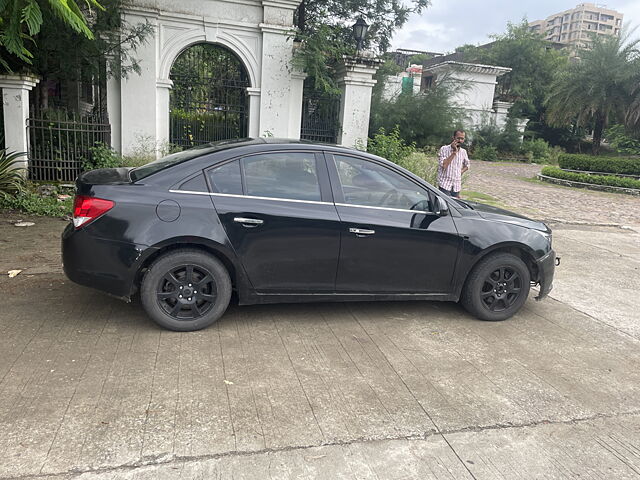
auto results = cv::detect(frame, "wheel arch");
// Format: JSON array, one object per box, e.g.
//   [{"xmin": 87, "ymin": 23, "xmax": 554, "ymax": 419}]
[
  {"xmin": 458, "ymin": 242, "xmax": 540, "ymax": 297},
  {"xmin": 132, "ymin": 237, "xmax": 247, "ymax": 296}
]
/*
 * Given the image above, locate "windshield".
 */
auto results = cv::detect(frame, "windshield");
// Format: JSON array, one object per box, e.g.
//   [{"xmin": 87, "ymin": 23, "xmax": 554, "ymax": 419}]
[{"xmin": 129, "ymin": 138, "xmax": 251, "ymax": 182}]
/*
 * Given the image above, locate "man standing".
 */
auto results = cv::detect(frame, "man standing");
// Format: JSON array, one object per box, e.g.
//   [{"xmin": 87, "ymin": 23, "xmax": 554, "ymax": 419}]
[{"xmin": 437, "ymin": 130, "xmax": 469, "ymax": 198}]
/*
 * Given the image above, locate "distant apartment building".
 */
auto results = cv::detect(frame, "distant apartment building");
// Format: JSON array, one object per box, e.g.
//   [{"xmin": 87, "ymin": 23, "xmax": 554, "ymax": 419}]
[{"xmin": 529, "ymin": 3, "xmax": 623, "ymax": 49}]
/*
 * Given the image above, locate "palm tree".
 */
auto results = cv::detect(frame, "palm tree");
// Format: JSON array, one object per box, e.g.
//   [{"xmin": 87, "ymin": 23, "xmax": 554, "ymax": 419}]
[
  {"xmin": 1, "ymin": 0, "xmax": 103, "ymax": 70},
  {"xmin": 545, "ymin": 29, "xmax": 640, "ymax": 154}
]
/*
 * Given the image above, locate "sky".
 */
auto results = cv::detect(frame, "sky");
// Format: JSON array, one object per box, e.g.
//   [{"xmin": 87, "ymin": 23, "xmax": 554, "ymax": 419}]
[{"xmin": 392, "ymin": 0, "xmax": 640, "ymax": 54}]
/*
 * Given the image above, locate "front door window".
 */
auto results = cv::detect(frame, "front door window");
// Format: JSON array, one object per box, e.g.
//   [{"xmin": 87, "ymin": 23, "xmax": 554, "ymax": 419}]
[{"xmin": 334, "ymin": 155, "xmax": 431, "ymax": 211}]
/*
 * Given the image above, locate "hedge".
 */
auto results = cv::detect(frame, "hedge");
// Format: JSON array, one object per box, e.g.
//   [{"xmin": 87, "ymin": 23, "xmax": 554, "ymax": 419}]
[
  {"xmin": 541, "ymin": 166, "xmax": 640, "ymax": 190},
  {"xmin": 558, "ymin": 153, "xmax": 640, "ymax": 175}
]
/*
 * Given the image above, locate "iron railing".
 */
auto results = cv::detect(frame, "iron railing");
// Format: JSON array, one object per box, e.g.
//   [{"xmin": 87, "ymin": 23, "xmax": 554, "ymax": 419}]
[
  {"xmin": 170, "ymin": 44, "xmax": 250, "ymax": 147},
  {"xmin": 27, "ymin": 111, "xmax": 111, "ymax": 182},
  {"xmin": 300, "ymin": 90, "xmax": 341, "ymax": 144}
]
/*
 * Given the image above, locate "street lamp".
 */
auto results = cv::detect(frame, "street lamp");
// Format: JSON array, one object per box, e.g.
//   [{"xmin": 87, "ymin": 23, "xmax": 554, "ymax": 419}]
[{"xmin": 353, "ymin": 17, "xmax": 369, "ymax": 53}]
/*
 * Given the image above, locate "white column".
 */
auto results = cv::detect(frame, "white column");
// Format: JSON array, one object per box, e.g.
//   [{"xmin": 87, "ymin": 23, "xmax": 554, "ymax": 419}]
[
  {"xmin": 492, "ymin": 100, "xmax": 513, "ymax": 129},
  {"xmin": 120, "ymin": 12, "xmax": 159, "ymax": 156},
  {"xmin": 288, "ymin": 70, "xmax": 306, "ymax": 139},
  {"xmin": 106, "ymin": 72, "xmax": 122, "ymax": 154},
  {"xmin": 0, "ymin": 75, "xmax": 40, "ymax": 171},
  {"xmin": 247, "ymin": 88, "xmax": 261, "ymax": 138},
  {"xmin": 336, "ymin": 56, "xmax": 381, "ymax": 148},
  {"xmin": 156, "ymin": 79, "xmax": 173, "ymax": 150},
  {"xmin": 258, "ymin": 0, "xmax": 301, "ymax": 138},
  {"xmin": 259, "ymin": 24, "xmax": 296, "ymax": 137}
]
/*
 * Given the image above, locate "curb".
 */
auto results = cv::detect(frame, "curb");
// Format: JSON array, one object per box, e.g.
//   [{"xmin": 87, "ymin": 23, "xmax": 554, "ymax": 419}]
[
  {"xmin": 560, "ymin": 168, "xmax": 640, "ymax": 180},
  {"xmin": 537, "ymin": 174, "xmax": 640, "ymax": 196}
]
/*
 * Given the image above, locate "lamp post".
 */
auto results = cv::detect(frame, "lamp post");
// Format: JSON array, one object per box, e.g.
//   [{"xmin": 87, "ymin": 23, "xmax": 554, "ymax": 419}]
[{"xmin": 352, "ymin": 17, "xmax": 369, "ymax": 53}]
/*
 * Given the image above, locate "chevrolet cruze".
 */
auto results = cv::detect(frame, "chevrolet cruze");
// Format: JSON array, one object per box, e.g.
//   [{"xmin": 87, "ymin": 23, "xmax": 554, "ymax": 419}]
[{"xmin": 62, "ymin": 138, "xmax": 556, "ymax": 331}]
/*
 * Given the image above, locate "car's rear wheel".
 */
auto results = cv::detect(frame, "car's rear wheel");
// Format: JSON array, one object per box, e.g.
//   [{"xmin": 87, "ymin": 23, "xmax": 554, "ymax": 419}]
[
  {"xmin": 141, "ymin": 249, "xmax": 232, "ymax": 331},
  {"xmin": 461, "ymin": 253, "xmax": 530, "ymax": 321}
]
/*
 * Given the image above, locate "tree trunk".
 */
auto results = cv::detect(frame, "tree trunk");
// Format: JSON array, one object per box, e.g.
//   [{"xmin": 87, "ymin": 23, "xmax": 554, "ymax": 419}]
[
  {"xmin": 592, "ymin": 112, "xmax": 605, "ymax": 155},
  {"xmin": 296, "ymin": 0, "xmax": 306, "ymax": 32}
]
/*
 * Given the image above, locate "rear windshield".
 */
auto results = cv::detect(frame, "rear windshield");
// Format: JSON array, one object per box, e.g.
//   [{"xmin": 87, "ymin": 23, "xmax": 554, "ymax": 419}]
[{"xmin": 129, "ymin": 139, "xmax": 251, "ymax": 182}]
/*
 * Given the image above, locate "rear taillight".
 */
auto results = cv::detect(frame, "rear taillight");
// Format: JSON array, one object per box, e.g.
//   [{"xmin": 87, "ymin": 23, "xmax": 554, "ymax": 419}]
[{"xmin": 73, "ymin": 195, "xmax": 115, "ymax": 229}]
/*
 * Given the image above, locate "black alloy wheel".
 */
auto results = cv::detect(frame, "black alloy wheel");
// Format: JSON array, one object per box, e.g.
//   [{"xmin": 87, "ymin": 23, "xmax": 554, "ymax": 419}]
[
  {"xmin": 480, "ymin": 266, "xmax": 522, "ymax": 312},
  {"xmin": 156, "ymin": 264, "xmax": 218, "ymax": 319},
  {"xmin": 141, "ymin": 249, "xmax": 232, "ymax": 331},
  {"xmin": 461, "ymin": 253, "xmax": 531, "ymax": 321}
]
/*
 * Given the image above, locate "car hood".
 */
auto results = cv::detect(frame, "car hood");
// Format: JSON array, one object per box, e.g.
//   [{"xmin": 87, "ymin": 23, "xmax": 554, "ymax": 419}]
[{"xmin": 460, "ymin": 200, "xmax": 549, "ymax": 232}]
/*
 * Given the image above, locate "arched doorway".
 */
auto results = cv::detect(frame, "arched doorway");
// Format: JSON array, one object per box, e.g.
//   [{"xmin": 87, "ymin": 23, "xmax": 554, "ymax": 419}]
[{"xmin": 169, "ymin": 43, "xmax": 250, "ymax": 148}]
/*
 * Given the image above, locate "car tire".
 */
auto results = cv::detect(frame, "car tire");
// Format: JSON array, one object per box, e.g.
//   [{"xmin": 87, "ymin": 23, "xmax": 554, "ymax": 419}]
[
  {"xmin": 141, "ymin": 249, "xmax": 232, "ymax": 331},
  {"xmin": 461, "ymin": 253, "xmax": 531, "ymax": 321}
]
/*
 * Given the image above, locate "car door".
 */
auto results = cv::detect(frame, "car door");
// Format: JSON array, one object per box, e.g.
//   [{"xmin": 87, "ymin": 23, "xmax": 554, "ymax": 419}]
[
  {"xmin": 206, "ymin": 151, "xmax": 341, "ymax": 293},
  {"xmin": 327, "ymin": 153, "xmax": 462, "ymax": 294}
]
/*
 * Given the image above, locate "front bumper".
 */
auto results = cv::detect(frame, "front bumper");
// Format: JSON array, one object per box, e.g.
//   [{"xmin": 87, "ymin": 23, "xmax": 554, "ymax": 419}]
[{"xmin": 534, "ymin": 248, "xmax": 557, "ymax": 300}]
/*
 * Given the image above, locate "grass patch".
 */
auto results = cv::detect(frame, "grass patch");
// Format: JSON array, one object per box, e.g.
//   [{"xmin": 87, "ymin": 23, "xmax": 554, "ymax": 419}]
[{"xmin": 460, "ymin": 190, "xmax": 505, "ymax": 208}]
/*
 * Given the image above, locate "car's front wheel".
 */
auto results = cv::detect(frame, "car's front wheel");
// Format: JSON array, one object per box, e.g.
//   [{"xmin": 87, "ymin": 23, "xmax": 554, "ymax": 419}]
[
  {"xmin": 461, "ymin": 253, "xmax": 531, "ymax": 321},
  {"xmin": 141, "ymin": 249, "xmax": 232, "ymax": 331}
]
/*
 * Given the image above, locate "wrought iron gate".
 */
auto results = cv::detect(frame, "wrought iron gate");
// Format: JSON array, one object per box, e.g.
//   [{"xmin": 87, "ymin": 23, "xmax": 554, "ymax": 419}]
[
  {"xmin": 300, "ymin": 89, "xmax": 341, "ymax": 144},
  {"xmin": 170, "ymin": 44, "xmax": 250, "ymax": 148}
]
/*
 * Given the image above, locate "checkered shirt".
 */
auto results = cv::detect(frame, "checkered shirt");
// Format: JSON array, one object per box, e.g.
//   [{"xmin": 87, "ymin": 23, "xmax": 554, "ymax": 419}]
[{"xmin": 437, "ymin": 145, "xmax": 470, "ymax": 192}]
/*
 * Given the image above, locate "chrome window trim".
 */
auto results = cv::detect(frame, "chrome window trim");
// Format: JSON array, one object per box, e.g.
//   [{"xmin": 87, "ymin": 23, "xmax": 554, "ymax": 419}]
[
  {"xmin": 169, "ymin": 190, "xmax": 432, "ymax": 213},
  {"xmin": 169, "ymin": 190, "xmax": 333, "ymax": 206},
  {"xmin": 335, "ymin": 202, "xmax": 430, "ymax": 215}
]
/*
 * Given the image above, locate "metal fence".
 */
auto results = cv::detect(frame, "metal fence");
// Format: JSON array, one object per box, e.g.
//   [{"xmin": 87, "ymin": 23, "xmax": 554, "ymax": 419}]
[
  {"xmin": 27, "ymin": 111, "xmax": 111, "ymax": 182},
  {"xmin": 300, "ymin": 90, "xmax": 341, "ymax": 144}
]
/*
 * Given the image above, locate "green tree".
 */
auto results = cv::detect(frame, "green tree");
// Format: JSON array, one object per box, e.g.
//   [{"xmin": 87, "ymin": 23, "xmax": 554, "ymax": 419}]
[
  {"xmin": 461, "ymin": 20, "xmax": 568, "ymax": 119},
  {"xmin": 294, "ymin": 0, "xmax": 430, "ymax": 92},
  {"xmin": 546, "ymin": 30, "xmax": 640, "ymax": 154},
  {"xmin": 0, "ymin": 0, "xmax": 103, "ymax": 70},
  {"xmin": 369, "ymin": 75, "xmax": 464, "ymax": 147}
]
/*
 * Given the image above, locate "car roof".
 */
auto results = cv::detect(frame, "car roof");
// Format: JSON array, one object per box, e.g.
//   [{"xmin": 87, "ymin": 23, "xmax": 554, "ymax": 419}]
[{"xmin": 135, "ymin": 138, "xmax": 406, "ymax": 186}]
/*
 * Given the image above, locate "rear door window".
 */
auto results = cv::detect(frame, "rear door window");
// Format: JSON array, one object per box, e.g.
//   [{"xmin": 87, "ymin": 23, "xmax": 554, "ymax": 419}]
[{"xmin": 242, "ymin": 152, "xmax": 321, "ymax": 201}]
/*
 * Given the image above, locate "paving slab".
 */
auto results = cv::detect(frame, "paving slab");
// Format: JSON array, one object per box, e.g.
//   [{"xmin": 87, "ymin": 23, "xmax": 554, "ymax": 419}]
[
  {"xmin": 2, "ymin": 269, "xmax": 640, "ymax": 478},
  {"xmin": 2, "ymin": 165, "xmax": 640, "ymax": 480}
]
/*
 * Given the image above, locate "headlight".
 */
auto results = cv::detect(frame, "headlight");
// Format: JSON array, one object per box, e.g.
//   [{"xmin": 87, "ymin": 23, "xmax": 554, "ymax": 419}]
[{"xmin": 539, "ymin": 230, "xmax": 552, "ymax": 248}]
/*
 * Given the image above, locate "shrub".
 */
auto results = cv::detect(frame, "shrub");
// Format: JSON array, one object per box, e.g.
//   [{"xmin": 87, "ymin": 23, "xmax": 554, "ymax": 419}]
[
  {"xmin": 367, "ymin": 126, "xmax": 416, "ymax": 164},
  {"xmin": 541, "ymin": 166, "xmax": 640, "ymax": 190},
  {"xmin": 474, "ymin": 145, "xmax": 499, "ymax": 162},
  {"xmin": 394, "ymin": 152, "xmax": 438, "ymax": 186},
  {"xmin": 0, "ymin": 190, "xmax": 73, "ymax": 217},
  {"xmin": 471, "ymin": 118, "xmax": 522, "ymax": 155},
  {"xmin": 558, "ymin": 154, "xmax": 640, "ymax": 175},
  {"xmin": 84, "ymin": 143, "xmax": 123, "ymax": 171},
  {"xmin": 0, "ymin": 149, "xmax": 26, "ymax": 196},
  {"xmin": 521, "ymin": 138, "xmax": 551, "ymax": 162},
  {"xmin": 605, "ymin": 125, "xmax": 640, "ymax": 156},
  {"xmin": 369, "ymin": 75, "xmax": 464, "ymax": 148}
]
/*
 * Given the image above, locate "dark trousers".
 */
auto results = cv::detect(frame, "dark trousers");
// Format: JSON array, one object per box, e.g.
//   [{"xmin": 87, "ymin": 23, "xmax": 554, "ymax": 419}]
[{"xmin": 439, "ymin": 187, "xmax": 460, "ymax": 198}]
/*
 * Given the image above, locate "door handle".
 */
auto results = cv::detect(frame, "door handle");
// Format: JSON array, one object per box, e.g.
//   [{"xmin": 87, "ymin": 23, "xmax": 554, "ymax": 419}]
[
  {"xmin": 233, "ymin": 217, "xmax": 264, "ymax": 227},
  {"xmin": 349, "ymin": 227, "xmax": 375, "ymax": 236}
]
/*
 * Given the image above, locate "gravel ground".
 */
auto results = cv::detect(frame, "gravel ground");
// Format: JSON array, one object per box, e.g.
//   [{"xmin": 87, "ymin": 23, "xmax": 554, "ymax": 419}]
[{"xmin": 464, "ymin": 161, "xmax": 640, "ymax": 226}]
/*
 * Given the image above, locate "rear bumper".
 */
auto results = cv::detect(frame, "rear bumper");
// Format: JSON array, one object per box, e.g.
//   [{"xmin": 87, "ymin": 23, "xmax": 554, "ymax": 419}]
[
  {"xmin": 535, "ymin": 248, "xmax": 556, "ymax": 300},
  {"xmin": 62, "ymin": 223, "xmax": 153, "ymax": 298}
]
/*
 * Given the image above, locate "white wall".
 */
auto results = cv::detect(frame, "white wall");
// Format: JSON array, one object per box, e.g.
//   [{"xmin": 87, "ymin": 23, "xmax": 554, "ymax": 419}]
[{"xmin": 109, "ymin": 0, "xmax": 302, "ymax": 156}]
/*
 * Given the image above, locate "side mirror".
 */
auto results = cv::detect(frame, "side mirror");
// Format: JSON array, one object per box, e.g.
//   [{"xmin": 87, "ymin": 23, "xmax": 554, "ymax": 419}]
[{"xmin": 434, "ymin": 196, "xmax": 449, "ymax": 216}]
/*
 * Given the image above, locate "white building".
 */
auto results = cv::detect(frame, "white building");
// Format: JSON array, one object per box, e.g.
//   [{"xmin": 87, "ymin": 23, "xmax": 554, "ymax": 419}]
[
  {"xmin": 1, "ymin": 0, "xmax": 382, "ymax": 174},
  {"xmin": 421, "ymin": 61, "xmax": 514, "ymax": 129}
]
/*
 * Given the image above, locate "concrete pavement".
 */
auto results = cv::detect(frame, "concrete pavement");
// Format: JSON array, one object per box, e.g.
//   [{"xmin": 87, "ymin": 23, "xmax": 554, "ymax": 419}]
[{"xmin": 1, "ymin": 212, "xmax": 640, "ymax": 479}]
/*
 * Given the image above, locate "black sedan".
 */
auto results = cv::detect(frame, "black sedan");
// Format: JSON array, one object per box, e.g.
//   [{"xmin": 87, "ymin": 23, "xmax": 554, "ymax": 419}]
[{"xmin": 62, "ymin": 138, "xmax": 556, "ymax": 331}]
